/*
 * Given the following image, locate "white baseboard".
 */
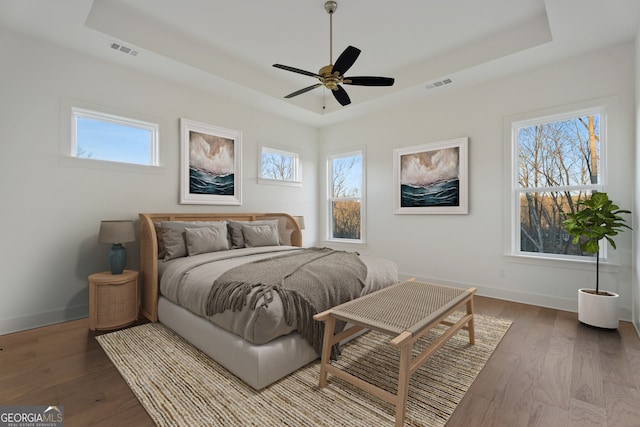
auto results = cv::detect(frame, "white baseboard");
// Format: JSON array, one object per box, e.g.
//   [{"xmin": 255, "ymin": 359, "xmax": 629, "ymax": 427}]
[
  {"xmin": 400, "ymin": 273, "xmax": 632, "ymax": 322},
  {"xmin": 0, "ymin": 305, "xmax": 88, "ymax": 335}
]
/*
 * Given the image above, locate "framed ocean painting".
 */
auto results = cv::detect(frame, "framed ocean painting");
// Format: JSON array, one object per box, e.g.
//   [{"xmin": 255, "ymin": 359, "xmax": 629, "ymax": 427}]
[
  {"xmin": 180, "ymin": 118, "xmax": 242, "ymax": 205},
  {"xmin": 393, "ymin": 137, "xmax": 468, "ymax": 214}
]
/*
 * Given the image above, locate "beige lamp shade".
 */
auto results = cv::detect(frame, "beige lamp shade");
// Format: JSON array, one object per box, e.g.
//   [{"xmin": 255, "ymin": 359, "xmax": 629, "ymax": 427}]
[
  {"xmin": 98, "ymin": 220, "xmax": 136, "ymax": 244},
  {"xmin": 293, "ymin": 216, "xmax": 305, "ymax": 230}
]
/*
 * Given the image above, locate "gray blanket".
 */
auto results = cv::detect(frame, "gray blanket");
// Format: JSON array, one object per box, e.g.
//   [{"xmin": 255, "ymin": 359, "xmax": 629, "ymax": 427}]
[{"xmin": 206, "ymin": 247, "xmax": 367, "ymax": 354}]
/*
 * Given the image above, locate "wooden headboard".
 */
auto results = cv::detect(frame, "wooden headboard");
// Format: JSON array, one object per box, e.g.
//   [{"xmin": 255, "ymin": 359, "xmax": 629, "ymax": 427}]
[{"xmin": 138, "ymin": 212, "xmax": 302, "ymax": 322}]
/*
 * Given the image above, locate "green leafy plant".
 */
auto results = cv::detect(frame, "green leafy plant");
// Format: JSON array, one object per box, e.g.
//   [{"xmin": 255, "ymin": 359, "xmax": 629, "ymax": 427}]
[{"xmin": 563, "ymin": 192, "xmax": 631, "ymax": 294}]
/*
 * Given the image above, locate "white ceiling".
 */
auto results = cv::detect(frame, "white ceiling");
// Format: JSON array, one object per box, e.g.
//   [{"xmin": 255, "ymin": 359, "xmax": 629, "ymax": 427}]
[{"xmin": 1, "ymin": 0, "xmax": 639, "ymax": 127}]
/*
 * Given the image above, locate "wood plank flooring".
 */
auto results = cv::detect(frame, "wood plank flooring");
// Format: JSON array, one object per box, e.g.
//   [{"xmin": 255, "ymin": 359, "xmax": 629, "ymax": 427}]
[
  {"xmin": 447, "ymin": 298, "xmax": 640, "ymax": 427},
  {"xmin": 1, "ymin": 297, "xmax": 639, "ymax": 427}
]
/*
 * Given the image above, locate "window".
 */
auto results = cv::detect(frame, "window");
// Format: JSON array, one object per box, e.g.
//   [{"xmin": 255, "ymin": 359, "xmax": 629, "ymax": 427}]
[
  {"xmin": 328, "ymin": 149, "xmax": 365, "ymax": 242},
  {"xmin": 511, "ymin": 105, "xmax": 606, "ymax": 260},
  {"xmin": 71, "ymin": 107, "xmax": 159, "ymax": 166},
  {"xmin": 259, "ymin": 145, "xmax": 301, "ymax": 185}
]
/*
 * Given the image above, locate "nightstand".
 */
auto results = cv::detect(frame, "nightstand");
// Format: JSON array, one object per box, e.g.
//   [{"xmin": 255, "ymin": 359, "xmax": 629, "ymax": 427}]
[{"xmin": 89, "ymin": 270, "xmax": 139, "ymax": 331}]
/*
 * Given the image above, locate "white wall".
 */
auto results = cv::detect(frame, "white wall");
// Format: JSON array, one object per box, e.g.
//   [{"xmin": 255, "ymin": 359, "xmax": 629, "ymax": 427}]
[
  {"xmin": 1, "ymin": 27, "xmax": 636, "ymax": 335},
  {"xmin": 320, "ymin": 43, "xmax": 636, "ymax": 321},
  {"xmin": 634, "ymin": 28, "xmax": 640, "ymax": 334},
  {"xmin": 0, "ymin": 29, "xmax": 319, "ymax": 334}
]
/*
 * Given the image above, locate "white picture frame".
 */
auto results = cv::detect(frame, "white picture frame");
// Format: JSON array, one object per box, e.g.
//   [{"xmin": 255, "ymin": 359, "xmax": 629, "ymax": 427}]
[
  {"xmin": 393, "ymin": 137, "xmax": 468, "ymax": 214},
  {"xmin": 180, "ymin": 118, "xmax": 242, "ymax": 205}
]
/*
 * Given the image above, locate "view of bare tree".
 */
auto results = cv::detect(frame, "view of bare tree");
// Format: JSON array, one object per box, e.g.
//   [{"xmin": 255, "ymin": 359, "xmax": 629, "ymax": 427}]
[
  {"xmin": 262, "ymin": 152, "xmax": 293, "ymax": 180},
  {"xmin": 76, "ymin": 146, "xmax": 93, "ymax": 159},
  {"xmin": 331, "ymin": 155, "xmax": 361, "ymax": 239},
  {"xmin": 518, "ymin": 115, "xmax": 600, "ymax": 256}
]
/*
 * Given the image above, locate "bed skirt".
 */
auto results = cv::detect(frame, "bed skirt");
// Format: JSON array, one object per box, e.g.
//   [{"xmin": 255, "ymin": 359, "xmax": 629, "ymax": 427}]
[{"xmin": 158, "ymin": 296, "xmax": 319, "ymax": 390}]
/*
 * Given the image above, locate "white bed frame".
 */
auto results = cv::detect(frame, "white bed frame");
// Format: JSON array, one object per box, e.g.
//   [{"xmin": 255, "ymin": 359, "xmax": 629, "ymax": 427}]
[{"xmin": 139, "ymin": 213, "xmax": 320, "ymax": 389}]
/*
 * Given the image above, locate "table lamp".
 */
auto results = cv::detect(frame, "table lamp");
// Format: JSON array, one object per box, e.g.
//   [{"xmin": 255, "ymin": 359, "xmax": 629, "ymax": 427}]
[
  {"xmin": 293, "ymin": 216, "xmax": 305, "ymax": 230},
  {"xmin": 98, "ymin": 220, "xmax": 135, "ymax": 274}
]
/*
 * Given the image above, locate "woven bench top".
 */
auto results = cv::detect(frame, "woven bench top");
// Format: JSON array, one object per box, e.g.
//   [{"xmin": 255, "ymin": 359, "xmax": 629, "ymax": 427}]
[{"xmin": 331, "ymin": 280, "xmax": 472, "ymax": 337}]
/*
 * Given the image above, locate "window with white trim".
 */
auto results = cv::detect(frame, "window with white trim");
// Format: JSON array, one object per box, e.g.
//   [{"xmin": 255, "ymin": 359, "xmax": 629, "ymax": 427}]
[
  {"xmin": 71, "ymin": 107, "xmax": 159, "ymax": 166},
  {"xmin": 511, "ymin": 105, "xmax": 606, "ymax": 260},
  {"xmin": 327, "ymin": 149, "xmax": 365, "ymax": 242},
  {"xmin": 259, "ymin": 145, "xmax": 301, "ymax": 185}
]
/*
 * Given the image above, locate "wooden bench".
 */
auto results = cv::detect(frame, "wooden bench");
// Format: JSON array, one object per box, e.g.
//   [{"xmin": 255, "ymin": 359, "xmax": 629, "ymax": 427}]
[{"xmin": 314, "ymin": 279, "xmax": 476, "ymax": 426}]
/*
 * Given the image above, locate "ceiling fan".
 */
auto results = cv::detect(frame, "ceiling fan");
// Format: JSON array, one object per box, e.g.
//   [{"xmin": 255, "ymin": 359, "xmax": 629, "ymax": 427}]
[{"xmin": 273, "ymin": 1, "xmax": 395, "ymax": 106}]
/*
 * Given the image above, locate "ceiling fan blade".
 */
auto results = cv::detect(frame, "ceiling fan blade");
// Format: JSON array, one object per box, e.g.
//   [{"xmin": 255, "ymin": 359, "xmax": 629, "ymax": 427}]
[
  {"xmin": 344, "ymin": 76, "xmax": 395, "ymax": 86},
  {"xmin": 273, "ymin": 64, "xmax": 320, "ymax": 78},
  {"xmin": 332, "ymin": 46, "xmax": 361, "ymax": 76},
  {"xmin": 284, "ymin": 83, "xmax": 322, "ymax": 98},
  {"xmin": 332, "ymin": 85, "xmax": 351, "ymax": 106}
]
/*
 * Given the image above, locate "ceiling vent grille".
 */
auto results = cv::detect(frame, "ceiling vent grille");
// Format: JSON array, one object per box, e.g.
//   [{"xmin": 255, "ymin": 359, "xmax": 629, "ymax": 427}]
[
  {"xmin": 109, "ymin": 41, "xmax": 139, "ymax": 57},
  {"xmin": 426, "ymin": 78, "xmax": 453, "ymax": 90}
]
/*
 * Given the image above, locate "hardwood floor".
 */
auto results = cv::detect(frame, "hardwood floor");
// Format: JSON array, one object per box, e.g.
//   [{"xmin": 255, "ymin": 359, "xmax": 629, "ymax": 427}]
[
  {"xmin": 1, "ymin": 297, "xmax": 639, "ymax": 427},
  {"xmin": 447, "ymin": 297, "xmax": 640, "ymax": 427}
]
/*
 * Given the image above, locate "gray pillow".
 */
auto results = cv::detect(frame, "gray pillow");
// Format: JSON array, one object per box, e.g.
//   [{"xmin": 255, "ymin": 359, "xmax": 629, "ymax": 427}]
[
  {"xmin": 185, "ymin": 227, "xmax": 229, "ymax": 255},
  {"xmin": 154, "ymin": 222, "xmax": 165, "ymax": 259},
  {"xmin": 242, "ymin": 224, "xmax": 280, "ymax": 247},
  {"xmin": 227, "ymin": 220, "xmax": 280, "ymax": 248},
  {"xmin": 160, "ymin": 221, "xmax": 227, "ymax": 260}
]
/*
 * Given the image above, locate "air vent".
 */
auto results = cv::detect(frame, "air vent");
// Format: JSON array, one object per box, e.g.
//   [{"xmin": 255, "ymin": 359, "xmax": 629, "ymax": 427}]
[
  {"xmin": 426, "ymin": 78, "xmax": 453, "ymax": 90},
  {"xmin": 109, "ymin": 41, "xmax": 139, "ymax": 57}
]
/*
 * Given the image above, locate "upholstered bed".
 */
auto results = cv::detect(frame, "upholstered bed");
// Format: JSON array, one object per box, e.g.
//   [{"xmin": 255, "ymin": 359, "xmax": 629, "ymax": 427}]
[{"xmin": 139, "ymin": 212, "xmax": 398, "ymax": 389}]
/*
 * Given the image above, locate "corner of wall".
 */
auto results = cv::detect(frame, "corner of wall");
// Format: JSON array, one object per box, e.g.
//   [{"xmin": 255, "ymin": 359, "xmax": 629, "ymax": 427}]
[{"xmin": 633, "ymin": 26, "xmax": 640, "ymax": 336}]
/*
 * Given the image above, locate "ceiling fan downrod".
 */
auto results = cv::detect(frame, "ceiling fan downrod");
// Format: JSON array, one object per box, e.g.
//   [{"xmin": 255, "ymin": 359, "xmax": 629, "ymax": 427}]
[{"xmin": 325, "ymin": 1, "xmax": 337, "ymax": 65}]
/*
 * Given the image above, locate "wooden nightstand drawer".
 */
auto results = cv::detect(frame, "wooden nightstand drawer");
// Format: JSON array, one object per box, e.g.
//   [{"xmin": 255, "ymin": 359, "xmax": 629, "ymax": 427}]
[{"xmin": 89, "ymin": 270, "xmax": 138, "ymax": 331}]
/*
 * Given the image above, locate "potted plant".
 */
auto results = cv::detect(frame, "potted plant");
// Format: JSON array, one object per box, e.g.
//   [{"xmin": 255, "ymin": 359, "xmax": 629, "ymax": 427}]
[{"xmin": 563, "ymin": 191, "xmax": 631, "ymax": 329}]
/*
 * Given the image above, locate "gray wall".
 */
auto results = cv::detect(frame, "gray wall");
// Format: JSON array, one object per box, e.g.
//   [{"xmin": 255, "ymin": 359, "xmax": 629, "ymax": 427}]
[{"xmin": 0, "ymin": 29, "xmax": 319, "ymax": 334}]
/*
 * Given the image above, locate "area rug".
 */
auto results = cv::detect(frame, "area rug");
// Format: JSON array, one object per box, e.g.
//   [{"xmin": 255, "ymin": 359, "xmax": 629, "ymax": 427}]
[{"xmin": 97, "ymin": 314, "xmax": 511, "ymax": 426}]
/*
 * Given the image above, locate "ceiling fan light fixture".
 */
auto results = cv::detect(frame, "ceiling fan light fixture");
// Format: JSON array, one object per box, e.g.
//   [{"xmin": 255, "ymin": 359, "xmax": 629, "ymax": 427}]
[{"xmin": 272, "ymin": 1, "xmax": 394, "ymax": 106}]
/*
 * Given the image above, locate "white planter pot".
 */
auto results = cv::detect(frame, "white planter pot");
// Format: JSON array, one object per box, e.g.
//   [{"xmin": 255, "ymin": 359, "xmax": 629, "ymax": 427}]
[{"xmin": 578, "ymin": 288, "xmax": 619, "ymax": 329}]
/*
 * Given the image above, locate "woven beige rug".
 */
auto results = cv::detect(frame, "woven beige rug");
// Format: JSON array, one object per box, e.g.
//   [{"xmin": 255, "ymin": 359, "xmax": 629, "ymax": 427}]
[{"xmin": 97, "ymin": 314, "xmax": 511, "ymax": 426}]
